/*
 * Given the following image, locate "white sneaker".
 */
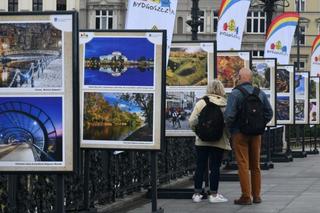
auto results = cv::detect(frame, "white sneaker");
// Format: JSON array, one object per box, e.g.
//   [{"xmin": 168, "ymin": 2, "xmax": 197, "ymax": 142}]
[
  {"xmin": 208, "ymin": 194, "xmax": 228, "ymax": 203},
  {"xmin": 192, "ymin": 193, "xmax": 203, "ymax": 203}
]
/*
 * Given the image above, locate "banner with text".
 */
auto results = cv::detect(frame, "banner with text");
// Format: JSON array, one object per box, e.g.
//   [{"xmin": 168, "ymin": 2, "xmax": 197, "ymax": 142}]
[
  {"xmin": 264, "ymin": 12, "xmax": 299, "ymax": 65},
  {"xmin": 125, "ymin": 0, "xmax": 177, "ymax": 62},
  {"xmin": 216, "ymin": 0, "xmax": 251, "ymax": 50},
  {"xmin": 311, "ymin": 35, "xmax": 320, "ymax": 76}
]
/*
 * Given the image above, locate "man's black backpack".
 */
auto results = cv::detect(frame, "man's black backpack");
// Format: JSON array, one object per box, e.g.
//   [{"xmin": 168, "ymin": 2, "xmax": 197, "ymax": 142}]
[
  {"xmin": 236, "ymin": 86, "xmax": 266, "ymax": 135},
  {"xmin": 195, "ymin": 96, "xmax": 224, "ymax": 142}
]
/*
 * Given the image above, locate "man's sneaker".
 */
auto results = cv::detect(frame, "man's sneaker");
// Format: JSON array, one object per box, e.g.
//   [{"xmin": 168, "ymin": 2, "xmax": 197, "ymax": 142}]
[
  {"xmin": 208, "ymin": 194, "xmax": 228, "ymax": 203},
  {"xmin": 192, "ymin": 193, "xmax": 203, "ymax": 203}
]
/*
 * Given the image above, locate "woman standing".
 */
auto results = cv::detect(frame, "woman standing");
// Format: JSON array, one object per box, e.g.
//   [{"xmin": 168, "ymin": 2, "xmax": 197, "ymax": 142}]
[{"xmin": 189, "ymin": 80, "xmax": 231, "ymax": 203}]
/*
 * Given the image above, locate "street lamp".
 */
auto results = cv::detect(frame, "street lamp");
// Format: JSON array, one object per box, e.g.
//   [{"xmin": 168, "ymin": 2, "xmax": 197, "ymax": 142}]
[{"xmin": 186, "ymin": 0, "xmax": 203, "ymax": 40}]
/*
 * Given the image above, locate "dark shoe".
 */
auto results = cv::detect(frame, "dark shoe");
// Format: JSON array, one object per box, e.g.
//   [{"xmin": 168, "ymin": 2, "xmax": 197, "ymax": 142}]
[
  {"xmin": 253, "ymin": 197, "xmax": 262, "ymax": 204},
  {"xmin": 234, "ymin": 196, "xmax": 252, "ymax": 205}
]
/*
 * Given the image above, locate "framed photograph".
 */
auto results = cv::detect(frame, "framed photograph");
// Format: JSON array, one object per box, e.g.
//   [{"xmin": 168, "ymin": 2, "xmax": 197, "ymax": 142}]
[
  {"xmin": 276, "ymin": 65, "xmax": 295, "ymax": 124},
  {"xmin": 295, "ymin": 71, "xmax": 309, "ymax": 124},
  {"xmin": 166, "ymin": 41, "xmax": 215, "ymax": 88},
  {"xmin": 165, "ymin": 90, "xmax": 206, "ymax": 136},
  {"xmin": 79, "ymin": 30, "xmax": 166, "ymax": 150},
  {"xmin": 252, "ymin": 58, "xmax": 277, "ymax": 127},
  {"xmin": 216, "ymin": 51, "xmax": 251, "ymax": 93},
  {"xmin": 309, "ymin": 77, "xmax": 320, "ymax": 124},
  {"xmin": 165, "ymin": 41, "xmax": 215, "ymax": 136},
  {"xmin": 0, "ymin": 12, "xmax": 76, "ymax": 172}
]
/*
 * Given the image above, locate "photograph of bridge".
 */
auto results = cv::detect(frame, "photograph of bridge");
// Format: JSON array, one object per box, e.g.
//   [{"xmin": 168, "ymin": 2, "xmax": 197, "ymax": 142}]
[
  {"xmin": 0, "ymin": 96, "xmax": 63, "ymax": 163},
  {"xmin": 0, "ymin": 22, "xmax": 63, "ymax": 89},
  {"xmin": 82, "ymin": 92, "xmax": 153, "ymax": 142},
  {"xmin": 84, "ymin": 37, "xmax": 155, "ymax": 87}
]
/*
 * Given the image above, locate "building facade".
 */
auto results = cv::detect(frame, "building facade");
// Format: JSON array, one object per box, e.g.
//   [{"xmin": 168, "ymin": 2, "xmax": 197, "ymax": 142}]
[{"xmin": 0, "ymin": 0, "xmax": 318, "ymax": 70}]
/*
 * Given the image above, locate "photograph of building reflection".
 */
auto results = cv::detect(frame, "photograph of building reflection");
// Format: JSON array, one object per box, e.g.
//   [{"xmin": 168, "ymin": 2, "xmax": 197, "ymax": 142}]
[
  {"xmin": 165, "ymin": 90, "xmax": 205, "ymax": 131},
  {"xmin": 83, "ymin": 92, "xmax": 153, "ymax": 142},
  {"xmin": 0, "ymin": 96, "xmax": 63, "ymax": 162},
  {"xmin": 84, "ymin": 37, "xmax": 155, "ymax": 87},
  {"xmin": 0, "ymin": 23, "xmax": 62, "ymax": 89}
]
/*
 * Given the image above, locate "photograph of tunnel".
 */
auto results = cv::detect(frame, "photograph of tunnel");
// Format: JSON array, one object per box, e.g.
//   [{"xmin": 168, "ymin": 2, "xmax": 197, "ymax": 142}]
[
  {"xmin": 0, "ymin": 96, "xmax": 63, "ymax": 162},
  {"xmin": 0, "ymin": 22, "xmax": 63, "ymax": 89},
  {"xmin": 82, "ymin": 92, "xmax": 154, "ymax": 142},
  {"xmin": 83, "ymin": 36, "xmax": 155, "ymax": 87}
]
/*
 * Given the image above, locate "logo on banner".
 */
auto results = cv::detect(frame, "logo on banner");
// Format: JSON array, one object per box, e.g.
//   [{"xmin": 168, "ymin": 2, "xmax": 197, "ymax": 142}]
[
  {"xmin": 267, "ymin": 40, "xmax": 288, "ymax": 56},
  {"xmin": 313, "ymin": 55, "xmax": 320, "ymax": 65},
  {"xmin": 133, "ymin": 0, "xmax": 175, "ymax": 14},
  {"xmin": 219, "ymin": 19, "xmax": 240, "ymax": 40}
]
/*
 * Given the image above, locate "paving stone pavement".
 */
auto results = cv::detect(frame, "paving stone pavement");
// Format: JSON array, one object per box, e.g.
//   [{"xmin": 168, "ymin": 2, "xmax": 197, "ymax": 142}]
[{"xmin": 126, "ymin": 154, "xmax": 320, "ymax": 213}]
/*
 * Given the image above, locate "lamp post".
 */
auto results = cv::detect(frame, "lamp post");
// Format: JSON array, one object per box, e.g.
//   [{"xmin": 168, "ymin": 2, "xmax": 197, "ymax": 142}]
[
  {"xmin": 252, "ymin": 0, "xmax": 289, "ymax": 30},
  {"xmin": 186, "ymin": 0, "xmax": 203, "ymax": 40}
]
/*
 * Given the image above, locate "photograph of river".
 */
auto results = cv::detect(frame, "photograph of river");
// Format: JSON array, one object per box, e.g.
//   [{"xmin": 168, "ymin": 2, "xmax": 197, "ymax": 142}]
[
  {"xmin": 0, "ymin": 96, "xmax": 63, "ymax": 162},
  {"xmin": 83, "ymin": 92, "xmax": 153, "ymax": 142},
  {"xmin": 0, "ymin": 23, "xmax": 62, "ymax": 89},
  {"xmin": 166, "ymin": 46, "xmax": 207, "ymax": 86},
  {"xmin": 84, "ymin": 37, "xmax": 155, "ymax": 87}
]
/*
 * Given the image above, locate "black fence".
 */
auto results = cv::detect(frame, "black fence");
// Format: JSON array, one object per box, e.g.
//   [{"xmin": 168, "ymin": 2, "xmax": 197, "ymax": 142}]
[{"xmin": 1, "ymin": 126, "xmax": 318, "ymax": 212}]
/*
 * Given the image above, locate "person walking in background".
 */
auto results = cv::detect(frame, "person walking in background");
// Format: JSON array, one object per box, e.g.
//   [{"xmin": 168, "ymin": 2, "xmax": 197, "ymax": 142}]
[
  {"xmin": 224, "ymin": 68, "xmax": 273, "ymax": 205},
  {"xmin": 189, "ymin": 80, "xmax": 231, "ymax": 203}
]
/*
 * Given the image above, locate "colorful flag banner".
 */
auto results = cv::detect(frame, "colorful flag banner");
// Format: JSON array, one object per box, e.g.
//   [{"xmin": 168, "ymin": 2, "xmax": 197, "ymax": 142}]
[
  {"xmin": 216, "ymin": 0, "xmax": 251, "ymax": 50},
  {"xmin": 264, "ymin": 12, "xmax": 299, "ymax": 65},
  {"xmin": 125, "ymin": 0, "xmax": 177, "ymax": 63},
  {"xmin": 311, "ymin": 35, "xmax": 320, "ymax": 76}
]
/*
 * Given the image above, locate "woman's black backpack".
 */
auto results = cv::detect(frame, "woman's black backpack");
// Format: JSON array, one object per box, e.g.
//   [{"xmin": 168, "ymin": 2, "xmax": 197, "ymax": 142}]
[{"xmin": 195, "ymin": 96, "xmax": 224, "ymax": 142}]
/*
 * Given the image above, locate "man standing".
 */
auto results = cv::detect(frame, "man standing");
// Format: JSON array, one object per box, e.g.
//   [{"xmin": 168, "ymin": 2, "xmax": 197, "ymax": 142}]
[{"xmin": 224, "ymin": 68, "xmax": 273, "ymax": 205}]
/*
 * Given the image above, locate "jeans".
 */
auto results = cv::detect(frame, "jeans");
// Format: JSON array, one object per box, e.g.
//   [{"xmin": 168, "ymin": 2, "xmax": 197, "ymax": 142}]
[
  {"xmin": 232, "ymin": 132, "xmax": 261, "ymax": 199},
  {"xmin": 194, "ymin": 146, "xmax": 224, "ymax": 193}
]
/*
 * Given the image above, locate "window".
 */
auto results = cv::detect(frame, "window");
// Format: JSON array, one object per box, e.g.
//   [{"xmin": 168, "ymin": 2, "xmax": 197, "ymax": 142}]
[
  {"xmin": 96, "ymin": 10, "xmax": 114, "ymax": 30},
  {"xmin": 177, "ymin": 17, "xmax": 183, "ymax": 34},
  {"xmin": 295, "ymin": 25, "xmax": 306, "ymax": 45},
  {"xmin": 294, "ymin": 61, "xmax": 305, "ymax": 70},
  {"xmin": 246, "ymin": 11, "xmax": 266, "ymax": 34},
  {"xmin": 213, "ymin": 11, "xmax": 218, "ymax": 33},
  {"xmin": 8, "ymin": 0, "xmax": 18, "ymax": 11},
  {"xmin": 295, "ymin": 0, "xmax": 305, "ymax": 12},
  {"xmin": 252, "ymin": 50, "xmax": 264, "ymax": 58},
  {"xmin": 33, "ymin": 0, "xmax": 43, "ymax": 11},
  {"xmin": 198, "ymin": 10, "xmax": 205, "ymax": 33},
  {"xmin": 57, "ymin": 0, "xmax": 66, "ymax": 11}
]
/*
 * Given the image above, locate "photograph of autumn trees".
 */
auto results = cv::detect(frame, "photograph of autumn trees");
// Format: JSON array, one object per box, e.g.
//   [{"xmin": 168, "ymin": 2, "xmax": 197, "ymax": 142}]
[
  {"xmin": 83, "ymin": 92, "xmax": 153, "ymax": 142},
  {"xmin": 217, "ymin": 55, "xmax": 245, "ymax": 89},
  {"xmin": 166, "ymin": 46, "xmax": 207, "ymax": 86}
]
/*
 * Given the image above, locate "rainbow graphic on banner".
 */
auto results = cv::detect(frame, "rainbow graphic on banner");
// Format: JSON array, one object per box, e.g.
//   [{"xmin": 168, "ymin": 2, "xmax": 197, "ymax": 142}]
[
  {"xmin": 218, "ymin": 0, "xmax": 250, "ymax": 18},
  {"xmin": 311, "ymin": 35, "xmax": 320, "ymax": 54},
  {"xmin": 266, "ymin": 12, "xmax": 299, "ymax": 40}
]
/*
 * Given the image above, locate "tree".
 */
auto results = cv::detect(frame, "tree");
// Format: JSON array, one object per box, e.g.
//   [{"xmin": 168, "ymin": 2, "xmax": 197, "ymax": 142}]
[{"xmin": 119, "ymin": 93, "xmax": 153, "ymax": 128}]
